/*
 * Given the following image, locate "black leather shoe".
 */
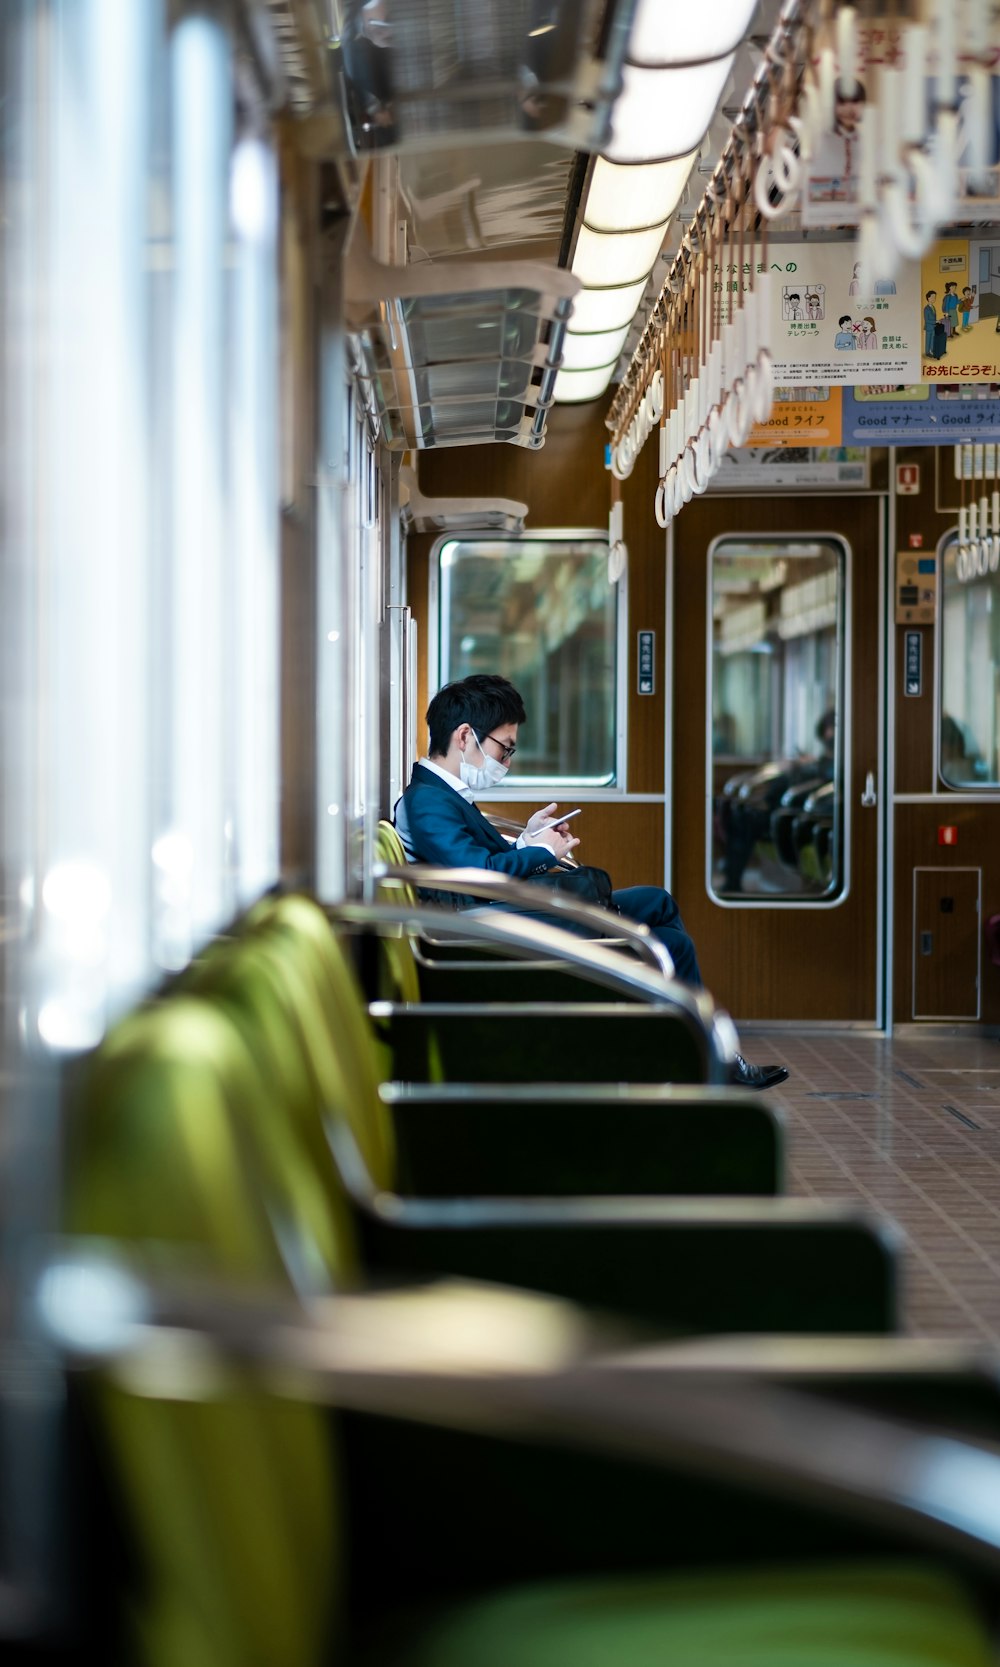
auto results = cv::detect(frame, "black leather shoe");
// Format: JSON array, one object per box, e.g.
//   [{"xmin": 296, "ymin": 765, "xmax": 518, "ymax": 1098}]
[{"xmin": 730, "ymin": 1053, "xmax": 789, "ymax": 1090}]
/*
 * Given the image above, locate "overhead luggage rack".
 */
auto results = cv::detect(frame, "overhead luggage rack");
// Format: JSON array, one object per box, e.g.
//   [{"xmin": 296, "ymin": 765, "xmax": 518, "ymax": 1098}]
[
  {"xmin": 398, "ymin": 466, "xmax": 528, "ymax": 532},
  {"xmin": 346, "ymin": 231, "xmax": 579, "ymax": 449},
  {"xmin": 333, "ymin": 0, "xmax": 630, "ymax": 155}
]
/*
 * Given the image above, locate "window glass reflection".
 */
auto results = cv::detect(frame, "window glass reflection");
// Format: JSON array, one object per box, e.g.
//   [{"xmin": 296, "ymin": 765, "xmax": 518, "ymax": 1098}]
[
  {"xmin": 939, "ymin": 535, "xmax": 1000, "ymax": 788},
  {"xmin": 438, "ymin": 536, "xmax": 616, "ymax": 784},
  {"xmin": 710, "ymin": 538, "xmax": 845, "ymax": 901}
]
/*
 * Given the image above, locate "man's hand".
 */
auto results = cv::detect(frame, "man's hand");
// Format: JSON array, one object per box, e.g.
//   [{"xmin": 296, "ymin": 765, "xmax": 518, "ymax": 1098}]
[
  {"xmin": 524, "ymin": 802, "xmax": 560, "ymax": 839},
  {"xmin": 520, "ymin": 804, "xmax": 579, "ymax": 859},
  {"xmin": 533, "ymin": 826, "xmax": 580, "ymax": 861}
]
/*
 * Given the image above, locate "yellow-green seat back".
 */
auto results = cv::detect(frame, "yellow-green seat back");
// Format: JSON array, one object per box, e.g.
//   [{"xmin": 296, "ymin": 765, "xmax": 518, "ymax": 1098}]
[
  {"xmin": 248, "ymin": 895, "xmax": 397, "ymax": 1191},
  {"xmin": 188, "ymin": 935, "xmax": 366, "ymax": 1232},
  {"xmin": 67, "ymin": 999, "xmax": 344, "ymax": 1667},
  {"xmin": 372, "ymin": 821, "xmax": 422, "ymax": 1003},
  {"xmin": 375, "ymin": 819, "xmax": 413, "ymax": 889}
]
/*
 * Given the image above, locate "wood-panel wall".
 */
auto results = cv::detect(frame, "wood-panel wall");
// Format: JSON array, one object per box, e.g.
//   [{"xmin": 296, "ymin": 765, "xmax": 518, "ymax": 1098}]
[
  {"xmin": 669, "ymin": 492, "xmax": 882, "ymax": 1022},
  {"xmin": 402, "ymin": 403, "xmax": 669, "ymax": 887},
  {"xmin": 892, "ymin": 445, "xmax": 1000, "ymax": 1024},
  {"xmin": 473, "ymin": 800, "xmax": 665, "ymax": 890},
  {"xmin": 894, "ymin": 805, "xmax": 1000, "ymax": 1022}
]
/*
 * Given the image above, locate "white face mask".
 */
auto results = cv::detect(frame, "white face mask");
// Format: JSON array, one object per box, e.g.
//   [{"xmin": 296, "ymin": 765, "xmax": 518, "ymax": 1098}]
[{"xmin": 459, "ymin": 730, "xmax": 509, "ymax": 792}]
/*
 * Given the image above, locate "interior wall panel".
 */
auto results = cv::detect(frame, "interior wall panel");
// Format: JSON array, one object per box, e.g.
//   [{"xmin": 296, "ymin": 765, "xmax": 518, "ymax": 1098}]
[
  {"xmin": 894, "ymin": 805, "xmax": 1000, "ymax": 1024},
  {"xmin": 475, "ymin": 800, "xmax": 665, "ymax": 890},
  {"xmin": 670, "ymin": 493, "xmax": 882, "ymax": 1022},
  {"xmin": 403, "ymin": 404, "xmax": 667, "ymax": 817},
  {"xmin": 891, "ymin": 444, "xmax": 1000, "ymax": 1027}
]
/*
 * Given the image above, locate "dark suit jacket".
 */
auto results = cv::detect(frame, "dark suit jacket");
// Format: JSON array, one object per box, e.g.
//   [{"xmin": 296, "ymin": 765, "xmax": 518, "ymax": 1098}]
[{"xmin": 395, "ymin": 762, "xmax": 558, "ymax": 909}]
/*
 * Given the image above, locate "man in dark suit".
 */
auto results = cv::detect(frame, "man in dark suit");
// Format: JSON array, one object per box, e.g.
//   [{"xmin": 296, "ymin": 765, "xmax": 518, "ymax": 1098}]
[{"xmin": 395, "ymin": 674, "xmax": 788, "ymax": 1090}]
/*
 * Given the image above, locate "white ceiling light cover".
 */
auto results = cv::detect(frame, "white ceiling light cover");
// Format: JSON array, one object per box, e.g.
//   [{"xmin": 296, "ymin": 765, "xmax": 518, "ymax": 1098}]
[
  {"xmin": 605, "ymin": 55, "xmax": 735, "ymax": 162},
  {"xmin": 568, "ymin": 278, "xmax": 648, "ymax": 334},
  {"xmin": 630, "ymin": 0, "xmax": 758, "ymax": 66},
  {"xmin": 584, "ymin": 152, "xmax": 697, "ymax": 232},
  {"xmin": 571, "ymin": 220, "xmax": 667, "ymax": 287},
  {"xmin": 559, "ymin": 323, "xmax": 631, "ymax": 371},
  {"xmin": 552, "ymin": 364, "xmax": 616, "ymax": 403}
]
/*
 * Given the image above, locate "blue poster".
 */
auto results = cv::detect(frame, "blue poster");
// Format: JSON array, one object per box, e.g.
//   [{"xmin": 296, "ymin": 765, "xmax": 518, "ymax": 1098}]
[{"xmin": 842, "ymin": 385, "xmax": 1000, "ymax": 445}]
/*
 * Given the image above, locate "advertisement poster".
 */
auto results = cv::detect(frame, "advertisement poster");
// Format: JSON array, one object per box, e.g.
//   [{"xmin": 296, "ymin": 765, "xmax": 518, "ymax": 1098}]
[
  {"xmin": 843, "ymin": 382, "xmax": 1000, "ymax": 443},
  {"xmin": 745, "ymin": 385, "xmax": 843, "ymax": 446},
  {"xmin": 801, "ymin": 18, "xmax": 901, "ymax": 228},
  {"xmin": 919, "ymin": 237, "xmax": 1000, "ymax": 380},
  {"xmin": 707, "ymin": 446, "xmax": 869, "ymax": 491},
  {"xmin": 801, "ymin": 19, "xmax": 1000, "ymax": 228},
  {"xmin": 768, "ymin": 241, "xmax": 921, "ymax": 384}
]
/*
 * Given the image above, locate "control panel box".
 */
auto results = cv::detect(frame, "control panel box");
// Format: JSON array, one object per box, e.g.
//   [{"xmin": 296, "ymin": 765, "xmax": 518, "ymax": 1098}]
[{"xmin": 895, "ymin": 549, "xmax": 937, "ymax": 624}]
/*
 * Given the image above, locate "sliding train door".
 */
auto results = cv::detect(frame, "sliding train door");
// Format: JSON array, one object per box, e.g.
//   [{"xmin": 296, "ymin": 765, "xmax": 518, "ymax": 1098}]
[{"xmin": 670, "ymin": 494, "xmax": 883, "ymax": 1024}]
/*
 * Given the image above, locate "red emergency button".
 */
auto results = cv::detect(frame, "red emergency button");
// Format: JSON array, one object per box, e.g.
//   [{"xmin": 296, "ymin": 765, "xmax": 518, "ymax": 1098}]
[{"xmin": 938, "ymin": 826, "xmax": 958, "ymax": 846}]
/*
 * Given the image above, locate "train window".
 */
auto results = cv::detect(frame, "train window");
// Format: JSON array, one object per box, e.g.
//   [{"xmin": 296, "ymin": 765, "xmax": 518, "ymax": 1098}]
[
  {"xmin": 433, "ymin": 534, "xmax": 619, "ymax": 785},
  {"xmin": 938, "ymin": 534, "xmax": 1000, "ymax": 788},
  {"xmin": 709, "ymin": 536, "xmax": 846, "ymax": 903}
]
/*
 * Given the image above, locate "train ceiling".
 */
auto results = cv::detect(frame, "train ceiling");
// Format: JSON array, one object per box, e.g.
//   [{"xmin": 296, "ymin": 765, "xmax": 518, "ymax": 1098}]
[{"xmin": 253, "ymin": 0, "xmax": 787, "ymax": 446}]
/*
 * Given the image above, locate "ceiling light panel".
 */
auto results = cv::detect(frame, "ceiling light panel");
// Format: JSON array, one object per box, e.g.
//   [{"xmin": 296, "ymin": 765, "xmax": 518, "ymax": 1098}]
[
  {"xmin": 571, "ymin": 220, "xmax": 668, "ymax": 287},
  {"xmin": 552, "ymin": 364, "xmax": 616, "ymax": 403},
  {"xmin": 559, "ymin": 323, "xmax": 631, "ymax": 371},
  {"xmin": 605, "ymin": 55, "xmax": 735, "ymax": 162},
  {"xmin": 584, "ymin": 153, "xmax": 696, "ymax": 231},
  {"xmin": 630, "ymin": 0, "xmax": 758, "ymax": 66},
  {"xmin": 568, "ymin": 279, "xmax": 649, "ymax": 334}
]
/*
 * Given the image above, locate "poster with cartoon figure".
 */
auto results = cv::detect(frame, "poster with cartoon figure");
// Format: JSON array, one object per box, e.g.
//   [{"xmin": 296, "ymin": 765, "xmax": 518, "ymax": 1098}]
[
  {"xmin": 769, "ymin": 242, "xmax": 920, "ymax": 384},
  {"xmin": 920, "ymin": 237, "xmax": 1000, "ymax": 380},
  {"xmin": 782, "ymin": 284, "xmax": 824, "ymax": 323},
  {"xmin": 801, "ymin": 17, "xmax": 1000, "ymax": 228}
]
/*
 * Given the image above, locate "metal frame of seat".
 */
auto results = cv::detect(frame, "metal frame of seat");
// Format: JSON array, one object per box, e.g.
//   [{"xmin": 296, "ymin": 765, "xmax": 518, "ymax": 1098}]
[{"xmin": 374, "ymin": 860, "xmax": 675, "ymax": 977}]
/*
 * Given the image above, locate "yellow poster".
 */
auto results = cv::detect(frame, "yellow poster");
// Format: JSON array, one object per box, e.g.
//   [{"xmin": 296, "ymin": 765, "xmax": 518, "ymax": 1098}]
[
  {"xmin": 920, "ymin": 238, "xmax": 1000, "ymax": 383},
  {"xmin": 746, "ymin": 386, "xmax": 842, "ymax": 446}
]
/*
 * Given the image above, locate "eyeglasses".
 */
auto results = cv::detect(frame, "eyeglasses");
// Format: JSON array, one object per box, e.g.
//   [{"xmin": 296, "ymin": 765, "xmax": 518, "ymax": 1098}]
[{"xmin": 484, "ymin": 731, "xmax": 517, "ymax": 763}]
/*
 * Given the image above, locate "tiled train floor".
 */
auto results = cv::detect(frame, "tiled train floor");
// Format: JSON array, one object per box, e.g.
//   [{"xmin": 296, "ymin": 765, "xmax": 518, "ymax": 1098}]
[{"xmin": 739, "ymin": 1029, "xmax": 1000, "ymax": 1343}]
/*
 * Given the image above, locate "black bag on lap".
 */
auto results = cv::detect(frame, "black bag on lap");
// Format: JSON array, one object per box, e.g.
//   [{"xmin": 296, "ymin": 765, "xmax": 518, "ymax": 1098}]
[{"xmin": 532, "ymin": 863, "xmax": 618, "ymax": 912}]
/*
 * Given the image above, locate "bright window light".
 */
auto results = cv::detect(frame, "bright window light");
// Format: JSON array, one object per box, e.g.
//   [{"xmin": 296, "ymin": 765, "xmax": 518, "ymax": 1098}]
[
  {"xmin": 568, "ymin": 278, "xmax": 649, "ymax": 334},
  {"xmin": 166, "ymin": 14, "xmax": 233, "ymax": 955},
  {"xmin": 37, "ymin": 0, "xmax": 154, "ymax": 1024},
  {"xmin": 584, "ymin": 152, "xmax": 697, "ymax": 231},
  {"xmin": 606, "ymin": 56, "xmax": 735, "ymax": 162},
  {"xmin": 559, "ymin": 323, "xmax": 631, "ymax": 371},
  {"xmin": 571, "ymin": 220, "xmax": 667, "ymax": 287},
  {"xmin": 630, "ymin": 0, "xmax": 758, "ymax": 66},
  {"xmin": 230, "ymin": 137, "xmax": 277, "ymax": 243},
  {"xmin": 552, "ymin": 364, "xmax": 617, "ymax": 404},
  {"xmin": 230, "ymin": 138, "xmax": 280, "ymax": 906}
]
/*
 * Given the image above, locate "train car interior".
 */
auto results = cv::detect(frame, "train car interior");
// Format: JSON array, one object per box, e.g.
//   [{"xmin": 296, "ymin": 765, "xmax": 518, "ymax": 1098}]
[{"xmin": 5, "ymin": 0, "xmax": 1000, "ymax": 1662}]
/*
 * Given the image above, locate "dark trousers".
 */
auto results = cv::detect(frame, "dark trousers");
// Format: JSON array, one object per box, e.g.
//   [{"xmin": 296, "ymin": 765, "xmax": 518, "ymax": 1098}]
[
  {"xmin": 612, "ymin": 886, "xmax": 702, "ymax": 986},
  {"xmin": 469, "ymin": 882, "xmax": 703, "ymax": 988}
]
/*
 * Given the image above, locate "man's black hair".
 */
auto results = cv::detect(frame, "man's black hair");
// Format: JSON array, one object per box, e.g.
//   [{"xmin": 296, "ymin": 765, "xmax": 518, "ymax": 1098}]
[
  {"xmin": 838, "ymin": 314, "xmax": 852, "ymax": 328},
  {"xmin": 426, "ymin": 674, "xmax": 526, "ymax": 757},
  {"xmin": 788, "ymin": 293, "xmax": 800, "ymax": 303},
  {"xmin": 926, "ymin": 290, "xmax": 937, "ymax": 300}
]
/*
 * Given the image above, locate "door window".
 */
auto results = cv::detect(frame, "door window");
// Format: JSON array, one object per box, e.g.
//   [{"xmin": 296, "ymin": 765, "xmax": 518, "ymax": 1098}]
[
  {"xmin": 709, "ymin": 536, "xmax": 847, "ymax": 901},
  {"xmin": 939, "ymin": 531, "xmax": 1000, "ymax": 788}
]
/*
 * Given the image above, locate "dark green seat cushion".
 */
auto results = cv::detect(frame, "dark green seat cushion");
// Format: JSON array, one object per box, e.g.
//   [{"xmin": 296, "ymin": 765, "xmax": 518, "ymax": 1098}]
[{"xmin": 380, "ymin": 1562, "xmax": 992, "ymax": 1667}]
